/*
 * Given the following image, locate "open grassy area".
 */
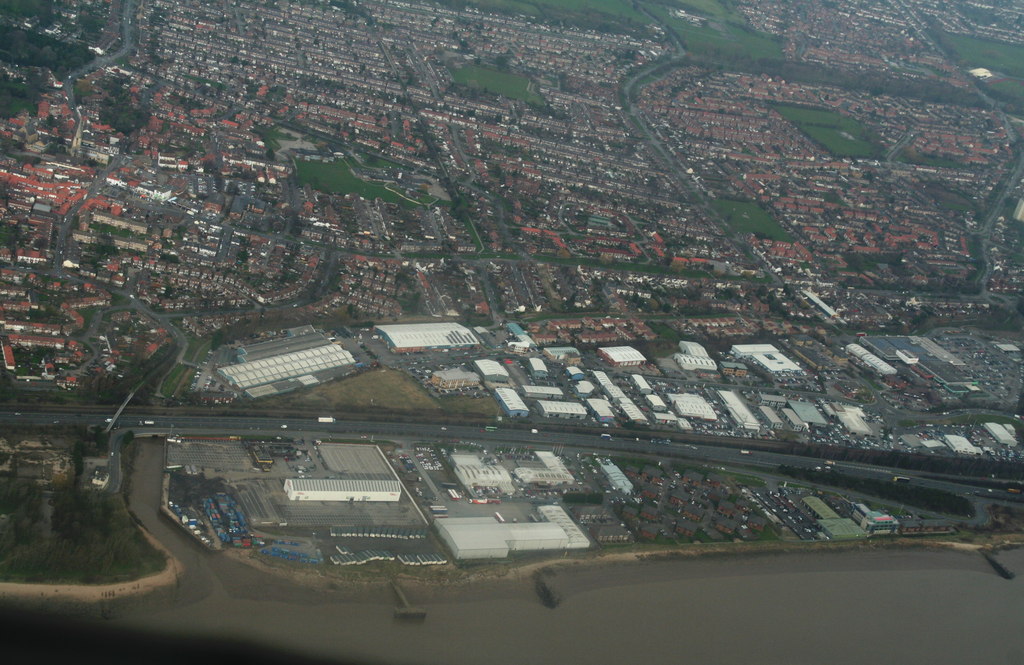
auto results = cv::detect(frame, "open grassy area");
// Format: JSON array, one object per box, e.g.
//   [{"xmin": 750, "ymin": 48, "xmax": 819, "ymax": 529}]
[
  {"xmin": 450, "ymin": 65, "xmax": 544, "ymax": 105},
  {"xmin": 651, "ymin": 5, "xmax": 783, "ymax": 61},
  {"xmin": 440, "ymin": 0, "xmax": 644, "ymax": 26},
  {"xmin": 772, "ymin": 104, "xmax": 880, "ymax": 158},
  {"xmin": 160, "ymin": 363, "xmax": 190, "ymax": 398},
  {"xmin": 294, "ymin": 159, "xmax": 433, "ymax": 207},
  {"xmin": 259, "ymin": 368, "xmax": 498, "ymax": 419},
  {"xmin": 712, "ymin": 199, "xmax": 792, "ymax": 241},
  {"xmin": 673, "ymin": 0, "xmax": 732, "ymax": 20},
  {"xmin": 988, "ymin": 78, "xmax": 1024, "ymax": 101},
  {"xmin": 943, "ymin": 33, "xmax": 1024, "ymax": 79}
]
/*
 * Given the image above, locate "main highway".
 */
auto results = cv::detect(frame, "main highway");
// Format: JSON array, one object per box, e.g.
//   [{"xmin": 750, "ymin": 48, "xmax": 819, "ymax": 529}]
[{"xmin": 3, "ymin": 410, "xmax": 1017, "ymax": 521}]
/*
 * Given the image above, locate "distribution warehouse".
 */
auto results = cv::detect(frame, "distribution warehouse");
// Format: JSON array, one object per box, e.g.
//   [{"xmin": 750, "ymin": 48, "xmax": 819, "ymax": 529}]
[
  {"xmin": 217, "ymin": 326, "xmax": 355, "ymax": 397},
  {"xmin": 373, "ymin": 322, "xmax": 480, "ymax": 352},
  {"xmin": 436, "ymin": 505, "xmax": 589, "ymax": 559},
  {"xmin": 283, "ymin": 478, "xmax": 402, "ymax": 502}
]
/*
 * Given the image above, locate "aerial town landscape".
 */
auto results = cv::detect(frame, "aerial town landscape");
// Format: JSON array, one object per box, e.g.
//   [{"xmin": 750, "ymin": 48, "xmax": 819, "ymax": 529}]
[{"xmin": 1, "ymin": 0, "xmax": 1024, "ymax": 662}]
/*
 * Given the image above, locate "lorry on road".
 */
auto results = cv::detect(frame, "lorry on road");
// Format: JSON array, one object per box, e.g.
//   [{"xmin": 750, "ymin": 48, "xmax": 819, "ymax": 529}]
[{"xmin": 317, "ymin": 416, "xmax": 335, "ymax": 423}]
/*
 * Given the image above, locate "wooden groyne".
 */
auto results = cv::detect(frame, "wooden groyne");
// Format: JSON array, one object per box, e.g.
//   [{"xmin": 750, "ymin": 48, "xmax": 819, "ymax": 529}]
[{"xmin": 391, "ymin": 581, "xmax": 426, "ymax": 620}]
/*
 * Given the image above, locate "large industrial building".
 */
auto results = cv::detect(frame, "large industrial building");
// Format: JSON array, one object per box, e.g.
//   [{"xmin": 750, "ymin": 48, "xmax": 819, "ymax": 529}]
[
  {"xmin": 716, "ymin": 390, "xmax": 759, "ymax": 431},
  {"xmin": 597, "ymin": 346, "xmax": 647, "ymax": 367},
  {"xmin": 436, "ymin": 505, "xmax": 589, "ymax": 559},
  {"xmin": 673, "ymin": 341, "xmax": 718, "ymax": 372},
  {"xmin": 536, "ymin": 400, "xmax": 589, "ymax": 419},
  {"xmin": 374, "ymin": 322, "xmax": 480, "ymax": 353},
  {"xmin": 218, "ymin": 326, "xmax": 355, "ymax": 398},
  {"xmin": 451, "ymin": 454, "xmax": 516, "ymax": 494},
  {"xmin": 984, "ymin": 422, "xmax": 1018, "ymax": 446},
  {"xmin": 668, "ymin": 393, "xmax": 718, "ymax": 421},
  {"xmin": 430, "ymin": 368, "xmax": 480, "ymax": 390},
  {"xmin": 474, "ymin": 359, "xmax": 510, "ymax": 382},
  {"xmin": 845, "ymin": 344, "xmax": 897, "ymax": 376},
  {"xmin": 514, "ymin": 450, "xmax": 575, "ymax": 485},
  {"xmin": 730, "ymin": 344, "xmax": 803, "ymax": 374},
  {"xmin": 283, "ymin": 478, "xmax": 402, "ymax": 502},
  {"xmin": 493, "ymin": 387, "xmax": 529, "ymax": 417}
]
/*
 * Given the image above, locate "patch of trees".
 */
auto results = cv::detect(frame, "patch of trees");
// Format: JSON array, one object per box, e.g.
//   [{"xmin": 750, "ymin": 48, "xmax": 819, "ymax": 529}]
[
  {"xmin": 777, "ymin": 465, "xmax": 973, "ymax": 516},
  {"xmin": 99, "ymin": 85, "xmax": 149, "ymax": 135},
  {"xmin": 0, "ymin": 480, "xmax": 165, "ymax": 583},
  {"xmin": 0, "ymin": 28, "xmax": 92, "ymax": 77}
]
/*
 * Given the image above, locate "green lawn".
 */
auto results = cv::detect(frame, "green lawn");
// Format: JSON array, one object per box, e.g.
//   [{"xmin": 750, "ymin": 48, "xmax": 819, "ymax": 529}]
[
  {"xmin": 450, "ymin": 65, "xmax": 544, "ymax": 105},
  {"xmin": 439, "ymin": 0, "xmax": 644, "ymax": 24},
  {"xmin": 988, "ymin": 78, "xmax": 1024, "ymax": 101},
  {"xmin": 294, "ymin": 159, "xmax": 433, "ymax": 207},
  {"xmin": 772, "ymin": 104, "xmax": 880, "ymax": 158},
  {"xmin": 651, "ymin": 5, "xmax": 783, "ymax": 61},
  {"xmin": 943, "ymin": 33, "xmax": 1024, "ymax": 79},
  {"xmin": 712, "ymin": 199, "xmax": 792, "ymax": 241},
  {"xmin": 672, "ymin": 0, "xmax": 732, "ymax": 20}
]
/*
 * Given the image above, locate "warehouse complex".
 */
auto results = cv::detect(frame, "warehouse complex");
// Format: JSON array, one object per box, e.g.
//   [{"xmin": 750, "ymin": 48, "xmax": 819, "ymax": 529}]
[
  {"xmin": 673, "ymin": 341, "xmax": 717, "ymax": 372},
  {"xmin": 218, "ymin": 326, "xmax": 356, "ymax": 398},
  {"xmin": 598, "ymin": 345, "xmax": 647, "ymax": 367},
  {"xmin": 436, "ymin": 505, "xmax": 589, "ymax": 559},
  {"xmin": 731, "ymin": 344, "xmax": 803, "ymax": 374},
  {"xmin": 284, "ymin": 478, "xmax": 402, "ymax": 502},
  {"xmin": 451, "ymin": 453, "xmax": 517, "ymax": 494},
  {"xmin": 374, "ymin": 322, "xmax": 480, "ymax": 353}
]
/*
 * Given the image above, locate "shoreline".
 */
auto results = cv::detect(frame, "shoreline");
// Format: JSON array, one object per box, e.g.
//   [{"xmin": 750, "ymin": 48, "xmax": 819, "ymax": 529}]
[
  {"xmin": 2, "ymin": 528, "xmax": 1019, "ymax": 610},
  {"xmin": 0, "ymin": 524, "xmax": 183, "ymax": 610}
]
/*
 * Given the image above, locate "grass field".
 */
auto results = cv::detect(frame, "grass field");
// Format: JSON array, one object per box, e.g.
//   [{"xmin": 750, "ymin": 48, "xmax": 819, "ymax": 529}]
[
  {"xmin": 261, "ymin": 368, "xmax": 498, "ymax": 419},
  {"xmin": 989, "ymin": 78, "xmax": 1024, "ymax": 102},
  {"xmin": 772, "ymin": 104, "xmax": 880, "ymax": 158},
  {"xmin": 294, "ymin": 159, "xmax": 432, "ymax": 207},
  {"xmin": 712, "ymin": 199, "xmax": 792, "ymax": 241},
  {"xmin": 943, "ymin": 33, "xmax": 1024, "ymax": 79},
  {"xmin": 672, "ymin": 0, "xmax": 731, "ymax": 20},
  {"xmin": 450, "ymin": 65, "xmax": 544, "ymax": 105},
  {"xmin": 442, "ymin": 0, "xmax": 644, "ymax": 23},
  {"xmin": 651, "ymin": 5, "xmax": 782, "ymax": 61}
]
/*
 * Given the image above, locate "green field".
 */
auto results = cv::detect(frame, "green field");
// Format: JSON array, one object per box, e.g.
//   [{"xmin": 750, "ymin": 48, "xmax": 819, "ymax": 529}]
[
  {"xmin": 450, "ymin": 65, "xmax": 544, "ymax": 105},
  {"xmin": 651, "ymin": 5, "xmax": 783, "ymax": 61},
  {"xmin": 439, "ymin": 0, "xmax": 644, "ymax": 25},
  {"xmin": 943, "ymin": 33, "xmax": 1024, "ymax": 79},
  {"xmin": 294, "ymin": 159, "xmax": 433, "ymax": 207},
  {"xmin": 712, "ymin": 199, "xmax": 792, "ymax": 241},
  {"xmin": 989, "ymin": 79, "xmax": 1024, "ymax": 101},
  {"xmin": 672, "ymin": 0, "xmax": 732, "ymax": 20},
  {"xmin": 773, "ymin": 104, "xmax": 880, "ymax": 158}
]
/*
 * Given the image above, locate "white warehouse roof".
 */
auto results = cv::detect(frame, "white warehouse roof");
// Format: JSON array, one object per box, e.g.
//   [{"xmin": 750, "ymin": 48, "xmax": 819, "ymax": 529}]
[
  {"xmin": 944, "ymin": 435, "xmax": 982, "ymax": 455},
  {"xmin": 451, "ymin": 454, "xmax": 516, "ymax": 494},
  {"xmin": 675, "ymin": 340, "xmax": 717, "ymax": 371},
  {"xmin": 716, "ymin": 390, "xmax": 759, "ymax": 430},
  {"xmin": 536, "ymin": 400, "xmax": 589, "ymax": 417},
  {"xmin": 984, "ymin": 422, "xmax": 1017, "ymax": 446},
  {"xmin": 599, "ymin": 346, "xmax": 647, "ymax": 364},
  {"xmin": 219, "ymin": 344, "xmax": 355, "ymax": 390},
  {"xmin": 521, "ymin": 385, "xmax": 565, "ymax": 398},
  {"xmin": 375, "ymin": 322, "xmax": 479, "ymax": 350},
  {"xmin": 732, "ymin": 344, "xmax": 803, "ymax": 374},
  {"xmin": 475, "ymin": 359, "xmax": 510, "ymax": 379},
  {"xmin": 668, "ymin": 393, "xmax": 718, "ymax": 421},
  {"xmin": 436, "ymin": 518, "xmax": 585, "ymax": 560}
]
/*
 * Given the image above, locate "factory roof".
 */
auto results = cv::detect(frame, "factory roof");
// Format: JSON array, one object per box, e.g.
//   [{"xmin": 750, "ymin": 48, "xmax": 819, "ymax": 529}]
[
  {"xmin": 219, "ymin": 343, "xmax": 355, "ymax": 390},
  {"xmin": 283, "ymin": 478, "xmax": 401, "ymax": 493},
  {"xmin": 598, "ymin": 346, "xmax": 647, "ymax": 364},
  {"xmin": 375, "ymin": 322, "xmax": 479, "ymax": 349},
  {"xmin": 536, "ymin": 400, "xmax": 588, "ymax": 416}
]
